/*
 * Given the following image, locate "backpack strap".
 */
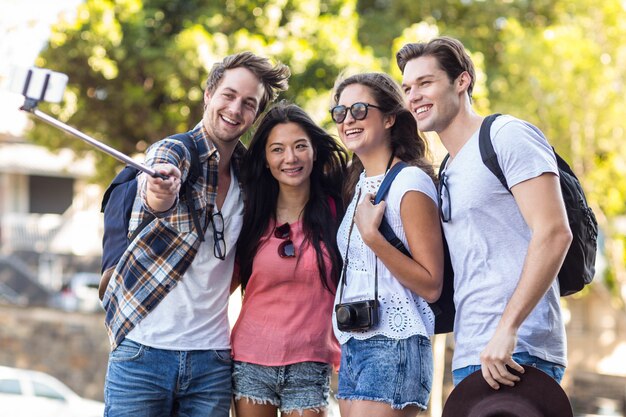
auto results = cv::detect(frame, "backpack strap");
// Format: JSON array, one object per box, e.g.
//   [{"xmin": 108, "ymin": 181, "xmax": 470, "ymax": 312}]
[
  {"xmin": 169, "ymin": 132, "xmax": 205, "ymax": 242},
  {"xmin": 124, "ymin": 132, "xmax": 204, "ymax": 243},
  {"xmin": 375, "ymin": 162, "xmax": 411, "ymax": 257},
  {"xmin": 170, "ymin": 132, "xmax": 201, "ymax": 185},
  {"xmin": 478, "ymin": 113, "xmax": 510, "ymax": 192}
]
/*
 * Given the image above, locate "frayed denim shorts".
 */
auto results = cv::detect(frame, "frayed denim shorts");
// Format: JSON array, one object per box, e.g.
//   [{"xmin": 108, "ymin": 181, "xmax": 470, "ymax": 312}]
[
  {"xmin": 337, "ymin": 334, "xmax": 433, "ymax": 410},
  {"xmin": 232, "ymin": 360, "xmax": 332, "ymax": 414}
]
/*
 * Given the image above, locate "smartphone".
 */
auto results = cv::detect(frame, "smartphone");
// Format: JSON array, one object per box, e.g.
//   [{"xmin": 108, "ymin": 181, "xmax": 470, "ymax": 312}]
[{"xmin": 6, "ymin": 66, "xmax": 68, "ymax": 103}]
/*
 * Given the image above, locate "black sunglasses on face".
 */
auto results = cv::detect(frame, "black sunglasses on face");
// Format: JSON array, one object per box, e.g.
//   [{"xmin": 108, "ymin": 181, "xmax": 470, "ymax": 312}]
[
  {"xmin": 330, "ymin": 102, "xmax": 382, "ymax": 124},
  {"xmin": 274, "ymin": 222, "xmax": 295, "ymax": 258},
  {"xmin": 438, "ymin": 171, "xmax": 451, "ymax": 223},
  {"xmin": 211, "ymin": 211, "xmax": 226, "ymax": 260}
]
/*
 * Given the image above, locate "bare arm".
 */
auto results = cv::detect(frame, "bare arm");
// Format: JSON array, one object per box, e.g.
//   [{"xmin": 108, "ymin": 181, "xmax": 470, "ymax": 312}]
[
  {"xmin": 480, "ymin": 172, "xmax": 572, "ymax": 389},
  {"xmin": 355, "ymin": 190, "xmax": 444, "ymax": 303}
]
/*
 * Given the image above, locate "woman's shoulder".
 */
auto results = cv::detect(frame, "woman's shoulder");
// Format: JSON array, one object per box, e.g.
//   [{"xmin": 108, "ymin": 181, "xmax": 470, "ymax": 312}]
[
  {"xmin": 396, "ymin": 165, "xmax": 435, "ymax": 186},
  {"xmin": 389, "ymin": 164, "xmax": 437, "ymax": 202}
]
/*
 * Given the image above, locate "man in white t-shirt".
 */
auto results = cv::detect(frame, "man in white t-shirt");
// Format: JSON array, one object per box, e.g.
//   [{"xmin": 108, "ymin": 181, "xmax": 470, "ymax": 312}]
[
  {"xmin": 395, "ymin": 36, "xmax": 572, "ymax": 390},
  {"xmin": 101, "ymin": 52, "xmax": 289, "ymax": 416}
]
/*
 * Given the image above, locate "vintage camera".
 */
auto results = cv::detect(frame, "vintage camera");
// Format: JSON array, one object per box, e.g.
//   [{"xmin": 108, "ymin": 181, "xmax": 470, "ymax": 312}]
[{"xmin": 335, "ymin": 299, "xmax": 379, "ymax": 331}]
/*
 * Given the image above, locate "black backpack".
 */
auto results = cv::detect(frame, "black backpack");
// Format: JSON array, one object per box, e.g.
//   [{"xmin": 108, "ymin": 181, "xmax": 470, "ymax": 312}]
[
  {"xmin": 476, "ymin": 114, "xmax": 598, "ymax": 296},
  {"xmin": 99, "ymin": 132, "xmax": 204, "ymax": 298},
  {"xmin": 376, "ymin": 162, "xmax": 455, "ymax": 334}
]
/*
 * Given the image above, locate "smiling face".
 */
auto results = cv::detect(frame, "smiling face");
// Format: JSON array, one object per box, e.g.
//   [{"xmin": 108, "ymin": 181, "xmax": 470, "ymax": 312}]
[
  {"xmin": 401, "ymin": 55, "xmax": 465, "ymax": 134},
  {"xmin": 335, "ymin": 83, "xmax": 393, "ymax": 157},
  {"xmin": 203, "ymin": 67, "xmax": 265, "ymax": 147},
  {"xmin": 265, "ymin": 122, "xmax": 315, "ymax": 191}
]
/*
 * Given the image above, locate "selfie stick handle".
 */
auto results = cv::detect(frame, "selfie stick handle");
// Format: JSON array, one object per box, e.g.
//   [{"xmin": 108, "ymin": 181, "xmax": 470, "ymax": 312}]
[{"xmin": 21, "ymin": 101, "xmax": 166, "ymax": 179}]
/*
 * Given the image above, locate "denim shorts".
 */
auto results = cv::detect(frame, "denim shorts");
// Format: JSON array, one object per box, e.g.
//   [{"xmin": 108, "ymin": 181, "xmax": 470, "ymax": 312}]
[
  {"xmin": 232, "ymin": 361, "xmax": 332, "ymax": 414},
  {"xmin": 452, "ymin": 351, "xmax": 566, "ymax": 386},
  {"xmin": 337, "ymin": 334, "xmax": 433, "ymax": 410}
]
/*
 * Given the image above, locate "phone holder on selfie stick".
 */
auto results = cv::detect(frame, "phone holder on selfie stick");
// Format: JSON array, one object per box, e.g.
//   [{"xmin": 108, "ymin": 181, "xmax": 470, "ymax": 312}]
[{"xmin": 16, "ymin": 67, "xmax": 165, "ymax": 179}]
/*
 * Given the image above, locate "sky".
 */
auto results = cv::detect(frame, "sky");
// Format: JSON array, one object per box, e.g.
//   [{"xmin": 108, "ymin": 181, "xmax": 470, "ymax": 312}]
[{"xmin": 0, "ymin": 0, "xmax": 83, "ymax": 135}]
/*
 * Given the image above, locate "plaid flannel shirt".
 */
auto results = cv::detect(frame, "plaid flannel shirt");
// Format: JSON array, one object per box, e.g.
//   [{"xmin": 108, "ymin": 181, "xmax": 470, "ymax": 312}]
[{"xmin": 103, "ymin": 123, "xmax": 245, "ymax": 349}]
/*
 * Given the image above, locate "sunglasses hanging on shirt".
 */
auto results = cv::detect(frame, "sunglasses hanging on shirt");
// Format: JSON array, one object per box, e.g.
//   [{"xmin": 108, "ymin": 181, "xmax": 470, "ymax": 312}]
[{"xmin": 274, "ymin": 222, "xmax": 296, "ymax": 258}]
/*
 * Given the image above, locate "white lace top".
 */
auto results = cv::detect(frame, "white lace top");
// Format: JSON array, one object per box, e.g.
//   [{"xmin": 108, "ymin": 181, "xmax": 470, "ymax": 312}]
[{"xmin": 332, "ymin": 166, "xmax": 438, "ymax": 344}]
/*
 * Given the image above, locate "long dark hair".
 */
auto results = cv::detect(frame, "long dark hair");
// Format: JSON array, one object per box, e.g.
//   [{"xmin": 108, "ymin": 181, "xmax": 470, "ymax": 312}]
[
  {"xmin": 332, "ymin": 72, "xmax": 435, "ymax": 201},
  {"xmin": 237, "ymin": 101, "xmax": 348, "ymax": 292}
]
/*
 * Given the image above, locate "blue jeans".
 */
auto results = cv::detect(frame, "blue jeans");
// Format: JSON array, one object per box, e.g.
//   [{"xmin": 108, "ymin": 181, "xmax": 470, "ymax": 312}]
[
  {"xmin": 452, "ymin": 351, "xmax": 565, "ymax": 386},
  {"xmin": 104, "ymin": 339, "xmax": 232, "ymax": 417},
  {"xmin": 337, "ymin": 334, "xmax": 433, "ymax": 410}
]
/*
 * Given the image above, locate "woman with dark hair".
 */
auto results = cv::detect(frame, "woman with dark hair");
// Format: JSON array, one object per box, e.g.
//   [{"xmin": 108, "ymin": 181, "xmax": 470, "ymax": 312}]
[
  {"xmin": 231, "ymin": 101, "xmax": 348, "ymax": 417},
  {"xmin": 330, "ymin": 73, "xmax": 444, "ymax": 417}
]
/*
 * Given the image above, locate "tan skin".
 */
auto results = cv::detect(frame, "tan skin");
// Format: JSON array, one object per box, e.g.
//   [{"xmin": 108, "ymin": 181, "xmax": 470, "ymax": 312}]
[
  {"xmin": 402, "ymin": 55, "xmax": 572, "ymax": 389},
  {"xmin": 356, "ymin": 179, "xmax": 444, "ymax": 303},
  {"xmin": 335, "ymin": 84, "xmax": 444, "ymax": 417},
  {"xmin": 233, "ymin": 123, "xmax": 330, "ymax": 417},
  {"xmin": 337, "ymin": 84, "xmax": 444, "ymax": 304},
  {"xmin": 338, "ymin": 160, "xmax": 441, "ymax": 417},
  {"xmin": 339, "ymin": 400, "xmax": 421, "ymax": 417},
  {"xmin": 146, "ymin": 67, "xmax": 264, "ymax": 213},
  {"xmin": 236, "ymin": 401, "xmax": 326, "ymax": 417}
]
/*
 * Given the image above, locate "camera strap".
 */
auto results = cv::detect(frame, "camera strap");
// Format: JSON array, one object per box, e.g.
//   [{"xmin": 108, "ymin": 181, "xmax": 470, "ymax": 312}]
[
  {"xmin": 338, "ymin": 195, "xmax": 379, "ymax": 306},
  {"xmin": 337, "ymin": 152, "xmax": 395, "ymax": 305},
  {"xmin": 338, "ymin": 188, "xmax": 364, "ymax": 304}
]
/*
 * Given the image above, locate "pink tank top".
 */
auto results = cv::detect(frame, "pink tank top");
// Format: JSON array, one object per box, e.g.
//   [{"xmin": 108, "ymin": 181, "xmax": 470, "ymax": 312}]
[{"xmin": 231, "ymin": 220, "xmax": 340, "ymax": 367}]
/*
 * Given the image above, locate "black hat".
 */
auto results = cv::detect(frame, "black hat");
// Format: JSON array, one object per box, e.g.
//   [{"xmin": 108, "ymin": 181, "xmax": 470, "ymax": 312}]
[{"xmin": 442, "ymin": 365, "xmax": 573, "ymax": 417}]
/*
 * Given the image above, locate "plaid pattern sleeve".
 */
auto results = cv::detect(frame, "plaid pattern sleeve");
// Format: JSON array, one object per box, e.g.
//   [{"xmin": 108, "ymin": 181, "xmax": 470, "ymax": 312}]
[{"xmin": 103, "ymin": 123, "xmax": 236, "ymax": 349}]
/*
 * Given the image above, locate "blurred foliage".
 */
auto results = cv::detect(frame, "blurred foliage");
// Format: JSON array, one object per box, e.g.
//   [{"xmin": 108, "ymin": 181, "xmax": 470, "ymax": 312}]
[
  {"xmin": 29, "ymin": 0, "xmax": 626, "ymax": 295},
  {"xmin": 33, "ymin": 0, "xmax": 379, "ymax": 180}
]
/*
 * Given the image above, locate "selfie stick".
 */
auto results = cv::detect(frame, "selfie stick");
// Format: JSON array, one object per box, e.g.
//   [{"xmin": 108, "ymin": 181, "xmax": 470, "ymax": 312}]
[{"xmin": 20, "ymin": 97, "xmax": 166, "ymax": 179}]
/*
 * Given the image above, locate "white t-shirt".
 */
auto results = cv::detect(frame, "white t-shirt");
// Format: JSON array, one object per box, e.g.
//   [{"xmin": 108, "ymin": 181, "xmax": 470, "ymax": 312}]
[
  {"xmin": 127, "ymin": 167, "xmax": 243, "ymax": 350},
  {"xmin": 333, "ymin": 166, "xmax": 437, "ymax": 344},
  {"xmin": 442, "ymin": 115, "xmax": 567, "ymax": 371}
]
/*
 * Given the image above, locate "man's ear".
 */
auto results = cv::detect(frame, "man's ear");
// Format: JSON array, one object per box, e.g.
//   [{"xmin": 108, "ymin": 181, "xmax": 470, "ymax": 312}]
[{"xmin": 457, "ymin": 71, "xmax": 472, "ymax": 94}]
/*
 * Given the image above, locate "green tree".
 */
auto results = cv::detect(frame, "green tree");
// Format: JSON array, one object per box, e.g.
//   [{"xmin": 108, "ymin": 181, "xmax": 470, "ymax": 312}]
[
  {"xmin": 491, "ymin": 0, "xmax": 626, "ymax": 296},
  {"xmin": 33, "ymin": 0, "xmax": 212, "ymax": 180},
  {"xmin": 357, "ymin": 0, "xmax": 560, "ymax": 72},
  {"xmin": 492, "ymin": 1, "xmax": 626, "ymax": 216},
  {"xmin": 30, "ymin": 0, "xmax": 626, "ymax": 296},
  {"xmin": 32, "ymin": 0, "xmax": 377, "ymax": 184},
  {"xmin": 386, "ymin": 0, "xmax": 626, "ymax": 300}
]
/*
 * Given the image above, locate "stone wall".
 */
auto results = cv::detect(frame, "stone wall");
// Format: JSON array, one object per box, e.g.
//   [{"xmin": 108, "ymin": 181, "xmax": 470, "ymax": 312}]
[
  {"xmin": 0, "ymin": 303, "xmax": 109, "ymax": 401},
  {"xmin": 1, "ymin": 283, "xmax": 625, "ymax": 413}
]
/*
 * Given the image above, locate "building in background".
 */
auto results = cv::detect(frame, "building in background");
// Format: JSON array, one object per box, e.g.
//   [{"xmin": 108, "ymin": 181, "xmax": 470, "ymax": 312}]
[{"xmin": 0, "ymin": 132, "xmax": 102, "ymax": 305}]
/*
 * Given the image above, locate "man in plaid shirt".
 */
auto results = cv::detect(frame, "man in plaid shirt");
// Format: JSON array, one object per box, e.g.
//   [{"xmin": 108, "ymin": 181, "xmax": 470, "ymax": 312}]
[{"xmin": 102, "ymin": 52, "xmax": 290, "ymax": 417}]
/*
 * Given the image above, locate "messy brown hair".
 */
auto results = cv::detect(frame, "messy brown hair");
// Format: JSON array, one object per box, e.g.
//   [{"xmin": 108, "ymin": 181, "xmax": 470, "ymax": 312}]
[{"xmin": 205, "ymin": 51, "xmax": 291, "ymax": 117}]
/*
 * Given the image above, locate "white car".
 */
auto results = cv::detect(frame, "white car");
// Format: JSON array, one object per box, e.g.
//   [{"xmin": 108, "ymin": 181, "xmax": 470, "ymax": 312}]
[
  {"xmin": 0, "ymin": 366, "xmax": 104, "ymax": 417},
  {"xmin": 50, "ymin": 272, "xmax": 103, "ymax": 313}
]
